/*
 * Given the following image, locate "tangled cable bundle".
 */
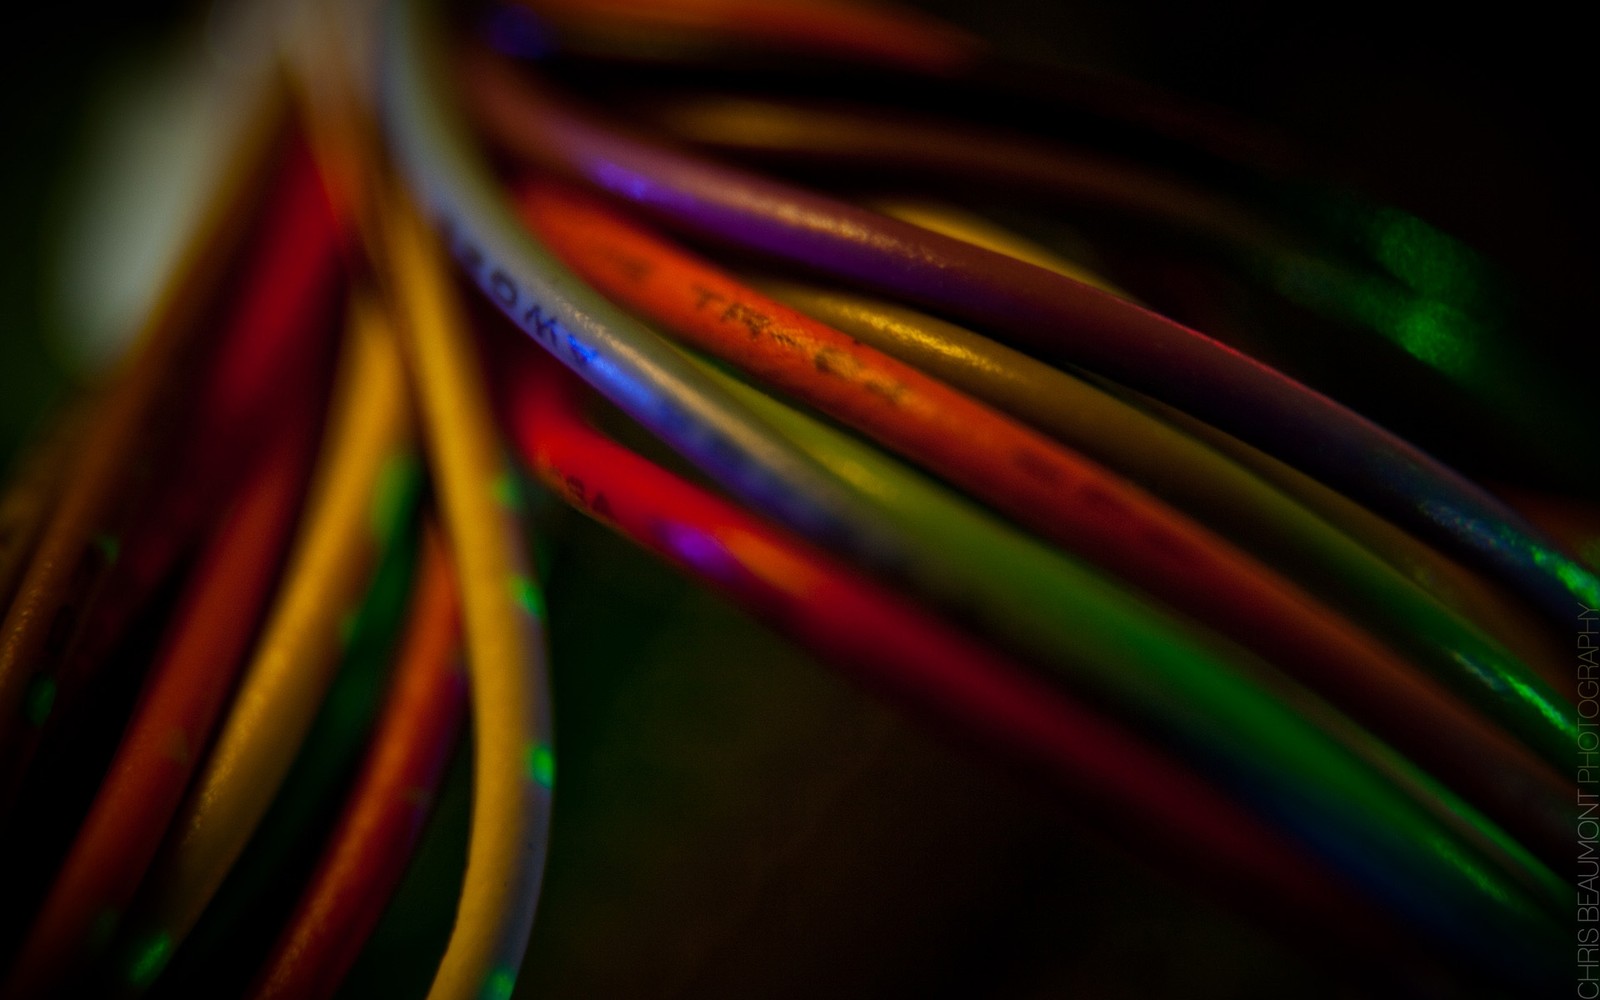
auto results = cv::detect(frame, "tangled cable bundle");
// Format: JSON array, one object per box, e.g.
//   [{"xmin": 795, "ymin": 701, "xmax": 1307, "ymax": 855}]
[{"xmin": 0, "ymin": 0, "xmax": 1592, "ymax": 996}]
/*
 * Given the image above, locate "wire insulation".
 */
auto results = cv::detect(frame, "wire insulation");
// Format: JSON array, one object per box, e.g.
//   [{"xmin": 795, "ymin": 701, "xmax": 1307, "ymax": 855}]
[
  {"xmin": 0, "ymin": 376, "xmax": 320, "ymax": 1000},
  {"xmin": 377, "ymin": 186, "xmax": 553, "ymax": 1000},
  {"xmin": 248, "ymin": 523, "xmax": 466, "ymax": 1000},
  {"xmin": 517, "ymin": 180, "xmax": 1573, "ymax": 859},
  {"xmin": 111, "ymin": 289, "xmax": 410, "ymax": 994},
  {"xmin": 696, "ymin": 361, "xmax": 1566, "ymax": 977},
  {"xmin": 751, "ymin": 278, "xmax": 1575, "ymax": 757},
  {"xmin": 461, "ymin": 48, "xmax": 1598, "ymax": 622}
]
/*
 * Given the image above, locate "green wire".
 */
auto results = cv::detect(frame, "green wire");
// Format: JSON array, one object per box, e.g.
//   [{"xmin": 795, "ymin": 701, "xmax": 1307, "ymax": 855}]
[
  {"xmin": 386, "ymin": 0, "xmax": 1563, "ymax": 977},
  {"xmin": 694, "ymin": 359, "xmax": 1564, "ymax": 974},
  {"xmin": 755, "ymin": 280, "xmax": 1576, "ymax": 769}
]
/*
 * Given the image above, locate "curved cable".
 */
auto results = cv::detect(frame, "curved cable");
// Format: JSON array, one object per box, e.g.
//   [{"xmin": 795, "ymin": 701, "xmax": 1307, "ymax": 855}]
[
  {"xmin": 376, "ymin": 186, "xmax": 553, "ymax": 1000},
  {"xmin": 0, "ymin": 383, "xmax": 319, "ymax": 1000},
  {"xmin": 697, "ymin": 360, "xmax": 1567, "ymax": 981},
  {"xmin": 111, "ymin": 289, "xmax": 410, "ymax": 994},
  {"xmin": 381, "ymin": 0, "xmax": 903, "ymax": 569},
  {"xmin": 0, "ymin": 96, "xmax": 291, "ymax": 812},
  {"xmin": 458, "ymin": 47, "xmax": 1599, "ymax": 623},
  {"xmin": 496, "ymin": 341, "xmax": 1408, "ymax": 946},
  {"xmin": 504, "ymin": 0, "xmax": 981, "ymax": 74},
  {"xmin": 748, "ymin": 277, "xmax": 1575, "ymax": 762},
  {"xmin": 155, "ymin": 444, "xmax": 423, "ymax": 995},
  {"xmin": 516, "ymin": 178, "xmax": 1573, "ymax": 857},
  {"xmin": 248, "ymin": 524, "xmax": 466, "ymax": 1000}
]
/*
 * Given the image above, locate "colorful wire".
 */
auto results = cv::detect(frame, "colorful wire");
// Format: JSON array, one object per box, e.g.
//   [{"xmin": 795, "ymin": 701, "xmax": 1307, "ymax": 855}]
[
  {"xmin": 504, "ymin": 0, "xmax": 980, "ymax": 74},
  {"xmin": 376, "ymin": 184, "xmax": 553, "ymax": 1000},
  {"xmin": 0, "ymin": 1, "xmax": 1580, "ymax": 996},
  {"xmin": 248, "ymin": 523, "xmax": 466, "ymax": 1000},
  {"xmin": 0, "ymin": 91, "xmax": 290, "ymax": 813},
  {"xmin": 696, "ymin": 360, "xmax": 1566, "ymax": 983},
  {"xmin": 493, "ymin": 338, "xmax": 1407, "ymax": 938},
  {"xmin": 110, "ymin": 288, "xmax": 410, "ymax": 994},
  {"xmin": 0, "ymin": 132, "xmax": 347, "ymax": 816},
  {"xmin": 459, "ymin": 47, "xmax": 1599, "ymax": 623},
  {"xmin": 381, "ymin": 0, "xmax": 902, "ymax": 569},
  {"xmin": 0, "ymin": 375, "xmax": 321, "ymax": 1000},
  {"xmin": 154, "ymin": 443, "xmax": 423, "ymax": 996},
  {"xmin": 749, "ymin": 277, "xmax": 1576, "ymax": 762},
  {"xmin": 516, "ymin": 178, "xmax": 1573, "ymax": 863}
]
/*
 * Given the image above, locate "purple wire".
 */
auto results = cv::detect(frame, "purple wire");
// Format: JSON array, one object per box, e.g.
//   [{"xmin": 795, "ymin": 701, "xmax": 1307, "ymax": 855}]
[{"xmin": 460, "ymin": 51, "xmax": 1599, "ymax": 623}]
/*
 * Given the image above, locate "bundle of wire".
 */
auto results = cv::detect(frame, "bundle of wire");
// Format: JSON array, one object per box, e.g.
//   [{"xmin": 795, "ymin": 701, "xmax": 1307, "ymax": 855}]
[{"xmin": 0, "ymin": 0, "xmax": 1592, "ymax": 996}]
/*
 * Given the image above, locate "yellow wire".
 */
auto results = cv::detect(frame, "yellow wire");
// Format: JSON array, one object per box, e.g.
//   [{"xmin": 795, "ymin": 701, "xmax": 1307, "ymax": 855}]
[
  {"xmin": 1129, "ymin": 390, "xmax": 1566, "ymax": 680},
  {"xmin": 871, "ymin": 198, "xmax": 1128, "ymax": 296},
  {"xmin": 378, "ymin": 185, "xmax": 553, "ymax": 1000},
  {"xmin": 773, "ymin": 206, "xmax": 1557, "ymax": 674},
  {"xmin": 116, "ymin": 290, "xmax": 413, "ymax": 990},
  {"xmin": 288, "ymin": 47, "xmax": 553, "ymax": 996},
  {"xmin": 755, "ymin": 278, "xmax": 1566, "ymax": 689}
]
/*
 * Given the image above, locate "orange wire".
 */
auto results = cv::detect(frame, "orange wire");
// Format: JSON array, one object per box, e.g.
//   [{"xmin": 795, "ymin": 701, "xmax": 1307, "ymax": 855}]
[
  {"xmin": 249, "ymin": 524, "xmax": 465, "ymax": 1000},
  {"xmin": 0, "ymin": 386, "xmax": 320, "ymax": 1000},
  {"xmin": 518, "ymin": 178, "xmax": 1573, "ymax": 868},
  {"xmin": 495, "ymin": 344, "xmax": 1392, "ymax": 940}
]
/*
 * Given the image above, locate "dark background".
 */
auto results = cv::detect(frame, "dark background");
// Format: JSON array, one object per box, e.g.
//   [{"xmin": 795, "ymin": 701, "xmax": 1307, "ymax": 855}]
[
  {"xmin": 0, "ymin": 3, "xmax": 1587, "ymax": 997},
  {"xmin": 5, "ymin": 1, "xmax": 1593, "ymax": 463}
]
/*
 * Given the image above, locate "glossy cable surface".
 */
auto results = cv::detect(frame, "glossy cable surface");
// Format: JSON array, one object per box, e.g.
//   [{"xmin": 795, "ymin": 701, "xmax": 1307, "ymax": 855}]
[
  {"xmin": 459, "ymin": 49, "xmax": 1598, "ymax": 622},
  {"xmin": 749, "ymin": 278, "xmax": 1575, "ymax": 765},
  {"xmin": 161, "ymin": 445, "xmax": 423, "ymax": 993},
  {"xmin": 496, "ymin": 342, "xmax": 1391, "ymax": 929},
  {"xmin": 701, "ymin": 362, "xmax": 1565, "ymax": 982},
  {"xmin": 0, "ymin": 381, "xmax": 320, "ymax": 1000},
  {"xmin": 382, "ymin": 0, "xmax": 907, "ymax": 568},
  {"xmin": 249, "ymin": 525, "xmax": 466, "ymax": 1000},
  {"xmin": 517, "ymin": 179, "xmax": 1572, "ymax": 863},
  {"xmin": 112, "ymin": 290, "xmax": 411, "ymax": 994},
  {"xmin": 378, "ymin": 187, "xmax": 552, "ymax": 1000}
]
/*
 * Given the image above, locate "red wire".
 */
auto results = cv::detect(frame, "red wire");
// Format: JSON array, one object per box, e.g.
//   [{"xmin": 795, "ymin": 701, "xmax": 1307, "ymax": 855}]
[
  {"xmin": 0, "ymin": 384, "xmax": 321, "ymax": 1000},
  {"xmin": 510, "ymin": 0, "xmax": 981, "ymax": 75},
  {"xmin": 515, "ymin": 178, "xmax": 1572, "ymax": 865},
  {"xmin": 248, "ymin": 525, "xmax": 466, "ymax": 1000},
  {"xmin": 0, "ymin": 137, "xmax": 347, "ymax": 807},
  {"xmin": 491, "ymin": 338, "xmax": 1379, "ymax": 934}
]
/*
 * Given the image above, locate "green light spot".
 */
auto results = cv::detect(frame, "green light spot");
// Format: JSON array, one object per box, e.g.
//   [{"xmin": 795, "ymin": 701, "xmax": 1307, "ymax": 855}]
[
  {"xmin": 1266, "ymin": 246, "xmax": 1487, "ymax": 389},
  {"xmin": 509, "ymin": 575, "xmax": 544, "ymax": 620},
  {"xmin": 526, "ymin": 743, "xmax": 555, "ymax": 788},
  {"xmin": 484, "ymin": 967, "xmax": 517, "ymax": 1000},
  {"xmin": 1426, "ymin": 504, "xmax": 1600, "ymax": 611},
  {"xmin": 94, "ymin": 533, "xmax": 121, "ymax": 565},
  {"xmin": 370, "ymin": 454, "xmax": 420, "ymax": 542},
  {"xmin": 1558, "ymin": 560, "xmax": 1600, "ymax": 608},
  {"xmin": 1392, "ymin": 300, "xmax": 1476, "ymax": 377},
  {"xmin": 1507, "ymin": 674, "xmax": 1578, "ymax": 744},
  {"xmin": 1529, "ymin": 545, "xmax": 1600, "ymax": 609},
  {"xmin": 1368, "ymin": 207, "xmax": 1486, "ymax": 304},
  {"xmin": 23, "ymin": 676, "xmax": 56, "ymax": 726},
  {"xmin": 127, "ymin": 932, "xmax": 172, "ymax": 988}
]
